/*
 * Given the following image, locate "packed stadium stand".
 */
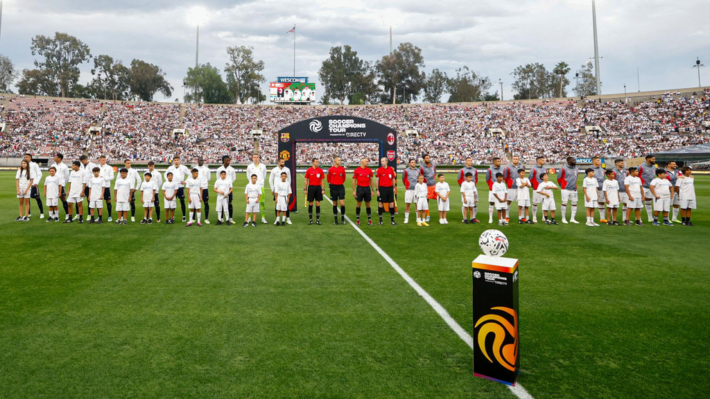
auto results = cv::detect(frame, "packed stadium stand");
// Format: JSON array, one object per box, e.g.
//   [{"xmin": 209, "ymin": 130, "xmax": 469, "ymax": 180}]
[{"xmin": 1, "ymin": 88, "xmax": 708, "ymax": 165}]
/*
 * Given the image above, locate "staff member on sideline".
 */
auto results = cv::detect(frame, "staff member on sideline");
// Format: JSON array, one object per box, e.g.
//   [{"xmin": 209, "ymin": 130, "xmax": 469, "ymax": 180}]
[{"xmin": 327, "ymin": 156, "xmax": 347, "ymax": 225}]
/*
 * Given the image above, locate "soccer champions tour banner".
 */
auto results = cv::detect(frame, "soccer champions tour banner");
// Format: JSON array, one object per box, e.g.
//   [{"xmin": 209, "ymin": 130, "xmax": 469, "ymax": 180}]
[{"xmin": 278, "ymin": 115, "xmax": 398, "ymax": 212}]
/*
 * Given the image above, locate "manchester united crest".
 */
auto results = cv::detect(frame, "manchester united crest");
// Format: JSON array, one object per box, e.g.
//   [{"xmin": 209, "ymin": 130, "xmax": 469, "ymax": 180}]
[{"xmin": 279, "ymin": 150, "xmax": 291, "ymax": 161}]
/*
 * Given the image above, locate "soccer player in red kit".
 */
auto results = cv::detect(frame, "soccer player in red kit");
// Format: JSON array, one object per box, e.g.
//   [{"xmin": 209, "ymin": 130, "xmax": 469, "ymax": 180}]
[
  {"xmin": 304, "ymin": 158, "xmax": 325, "ymax": 225},
  {"xmin": 327, "ymin": 156, "xmax": 347, "ymax": 225},
  {"xmin": 376, "ymin": 157, "xmax": 397, "ymax": 225},
  {"xmin": 352, "ymin": 157, "xmax": 375, "ymax": 226}
]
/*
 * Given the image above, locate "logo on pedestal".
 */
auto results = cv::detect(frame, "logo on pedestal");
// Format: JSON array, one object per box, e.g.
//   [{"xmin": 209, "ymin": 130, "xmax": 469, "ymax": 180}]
[{"xmin": 475, "ymin": 307, "xmax": 518, "ymax": 371}]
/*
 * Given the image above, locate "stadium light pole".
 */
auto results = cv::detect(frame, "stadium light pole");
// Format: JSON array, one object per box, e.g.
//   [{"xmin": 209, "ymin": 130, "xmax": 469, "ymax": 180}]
[
  {"xmin": 0, "ymin": 0, "xmax": 3, "ymax": 40},
  {"xmin": 591, "ymin": 0, "xmax": 601, "ymax": 95},
  {"xmin": 187, "ymin": 7, "xmax": 208, "ymax": 102},
  {"xmin": 499, "ymin": 79, "xmax": 503, "ymax": 101},
  {"xmin": 693, "ymin": 57, "xmax": 704, "ymax": 87},
  {"xmin": 623, "ymin": 83, "xmax": 626, "ymax": 103}
]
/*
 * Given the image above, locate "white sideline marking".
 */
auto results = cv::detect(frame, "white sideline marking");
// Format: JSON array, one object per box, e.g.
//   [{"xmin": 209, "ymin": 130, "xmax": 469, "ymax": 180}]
[{"xmin": 316, "ymin": 186, "xmax": 533, "ymax": 399}]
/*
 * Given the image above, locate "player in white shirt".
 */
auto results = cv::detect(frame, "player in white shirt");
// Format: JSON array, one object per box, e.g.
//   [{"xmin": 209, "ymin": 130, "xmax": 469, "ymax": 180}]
[
  {"xmin": 15, "ymin": 160, "xmax": 35, "ymax": 222},
  {"xmin": 460, "ymin": 172, "xmax": 477, "ymax": 224},
  {"xmin": 161, "ymin": 172, "xmax": 179, "ymax": 224},
  {"xmin": 623, "ymin": 167, "xmax": 644, "ymax": 226},
  {"xmin": 246, "ymin": 153, "xmax": 269, "ymax": 224},
  {"xmin": 140, "ymin": 173, "xmax": 157, "ymax": 224},
  {"xmin": 535, "ymin": 173, "xmax": 559, "ymax": 225},
  {"xmin": 186, "ymin": 168, "xmax": 203, "ymax": 227},
  {"xmin": 165, "ymin": 156, "xmax": 191, "ymax": 222},
  {"xmin": 244, "ymin": 174, "xmax": 262, "ymax": 227},
  {"xmin": 23, "ymin": 153, "xmax": 44, "ymax": 218},
  {"xmin": 269, "ymin": 157, "xmax": 292, "ymax": 224},
  {"xmin": 43, "ymin": 166, "xmax": 62, "ymax": 222},
  {"xmin": 602, "ymin": 170, "xmax": 621, "ymax": 226},
  {"xmin": 435, "ymin": 174, "xmax": 450, "ymax": 224},
  {"xmin": 582, "ymin": 169, "xmax": 599, "ymax": 226},
  {"xmin": 147, "ymin": 161, "xmax": 163, "ymax": 223},
  {"xmin": 97, "ymin": 155, "xmax": 115, "ymax": 221},
  {"xmin": 414, "ymin": 175, "xmax": 429, "ymax": 227},
  {"xmin": 216, "ymin": 155, "xmax": 237, "ymax": 224},
  {"xmin": 676, "ymin": 166, "xmax": 696, "ymax": 226},
  {"xmin": 515, "ymin": 169, "xmax": 533, "ymax": 224},
  {"xmin": 65, "ymin": 161, "xmax": 86, "ymax": 224},
  {"xmin": 213, "ymin": 170, "xmax": 234, "ymax": 226},
  {"xmin": 51, "ymin": 153, "xmax": 71, "ymax": 219},
  {"xmin": 113, "ymin": 168, "xmax": 135, "ymax": 225},
  {"xmin": 124, "ymin": 159, "xmax": 142, "ymax": 222},
  {"xmin": 491, "ymin": 173, "xmax": 509, "ymax": 226},
  {"xmin": 87, "ymin": 167, "xmax": 106, "ymax": 224},
  {"xmin": 192, "ymin": 157, "xmax": 211, "ymax": 224},
  {"xmin": 79, "ymin": 155, "xmax": 97, "ymax": 213},
  {"xmin": 650, "ymin": 169, "xmax": 674, "ymax": 226},
  {"xmin": 273, "ymin": 171, "xmax": 292, "ymax": 226}
]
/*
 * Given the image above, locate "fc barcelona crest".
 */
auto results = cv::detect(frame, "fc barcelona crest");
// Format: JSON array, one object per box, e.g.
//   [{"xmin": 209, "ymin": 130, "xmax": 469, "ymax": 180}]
[
  {"xmin": 387, "ymin": 150, "xmax": 396, "ymax": 161},
  {"xmin": 281, "ymin": 133, "xmax": 290, "ymax": 142}
]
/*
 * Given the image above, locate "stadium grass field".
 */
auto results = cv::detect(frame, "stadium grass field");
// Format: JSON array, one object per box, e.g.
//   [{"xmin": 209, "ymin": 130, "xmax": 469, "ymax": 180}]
[{"xmin": 1, "ymin": 171, "xmax": 708, "ymax": 398}]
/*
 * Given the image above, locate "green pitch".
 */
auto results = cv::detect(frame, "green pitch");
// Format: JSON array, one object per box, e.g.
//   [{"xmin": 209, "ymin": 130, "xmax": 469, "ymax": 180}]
[{"xmin": 0, "ymin": 171, "xmax": 708, "ymax": 398}]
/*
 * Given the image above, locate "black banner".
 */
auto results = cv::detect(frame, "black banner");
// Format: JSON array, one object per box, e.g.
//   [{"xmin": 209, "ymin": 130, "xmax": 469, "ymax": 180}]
[
  {"xmin": 472, "ymin": 256, "xmax": 520, "ymax": 386},
  {"xmin": 277, "ymin": 115, "xmax": 397, "ymax": 212}
]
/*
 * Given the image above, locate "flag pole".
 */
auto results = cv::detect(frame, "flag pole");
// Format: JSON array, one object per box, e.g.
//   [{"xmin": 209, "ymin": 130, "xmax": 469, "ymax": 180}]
[{"xmin": 293, "ymin": 25, "xmax": 296, "ymax": 77}]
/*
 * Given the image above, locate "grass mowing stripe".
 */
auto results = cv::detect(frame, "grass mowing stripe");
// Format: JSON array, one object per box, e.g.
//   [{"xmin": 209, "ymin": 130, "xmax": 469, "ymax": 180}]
[{"xmin": 316, "ymin": 178, "xmax": 533, "ymax": 399}]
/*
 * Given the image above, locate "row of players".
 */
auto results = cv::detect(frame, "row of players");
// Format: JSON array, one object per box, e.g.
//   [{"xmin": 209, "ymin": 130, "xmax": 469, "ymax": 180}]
[{"xmin": 14, "ymin": 153, "xmax": 699, "ymax": 227}]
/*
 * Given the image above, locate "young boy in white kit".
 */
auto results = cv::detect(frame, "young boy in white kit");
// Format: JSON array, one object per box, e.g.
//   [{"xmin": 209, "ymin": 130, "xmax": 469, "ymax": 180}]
[
  {"xmin": 44, "ymin": 166, "xmax": 61, "ymax": 222},
  {"xmin": 140, "ymin": 173, "xmax": 156, "ymax": 224},
  {"xmin": 88, "ymin": 167, "xmax": 105, "ymax": 224},
  {"xmin": 244, "ymin": 174, "xmax": 261, "ymax": 227},
  {"xmin": 214, "ymin": 170, "xmax": 233, "ymax": 226},
  {"xmin": 414, "ymin": 174, "xmax": 429, "ymax": 227},
  {"xmin": 435, "ymin": 174, "xmax": 450, "ymax": 224},
  {"xmin": 492, "ymin": 173, "xmax": 509, "ymax": 226},
  {"xmin": 515, "ymin": 169, "xmax": 532, "ymax": 224},
  {"xmin": 273, "ymin": 172, "xmax": 292, "ymax": 226},
  {"xmin": 602, "ymin": 170, "xmax": 621, "ymax": 226},
  {"xmin": 583, "ymin": 168, "xmax": 599, "ymax": 227},
  {"xmin": 536, "ymin": 172, "xmax": 558, "ymax": 225},
  {"xmin": 162, "ymin": 172, "xmax": 178, "ymax": 224},
  {"xmin": 460, "ymin": 172, "xmax": 477, "ymax": 224},
  {"xmin": 186, "ymin": 168, "xmax": 203, "ymax": 227}
]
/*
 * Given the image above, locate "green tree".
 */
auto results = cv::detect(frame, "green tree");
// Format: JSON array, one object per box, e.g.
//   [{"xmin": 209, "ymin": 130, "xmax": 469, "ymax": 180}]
[
  {"xmin": 30, "ymin": 32, "xmax": 92, "ymax": 98},
  {"xmin": 483, "ymin": 92, "xmax": 500, "ymax": 102},
  {"xmin": 90, "ymin": 55, "xmax": 130, "ymax": 101},
  {"xmin": 184, "ymin": 63, "xmax": 232, "ymax": 104},
  {"xmin": 552, "ymin": 61, "xmax": 571, "ymax": 98},
  {"xmin": 375, "ymin": 42, "xmax": 425, "ymax": 104},
  {"xmin": 0, "ymin": 54, "xmax": 18, "ymax": 93},
  {"xmin": 423, "ymin": 68, "xmax": 448, "ymax": 103},
  {"xmin": 17, "ymin": 69, "xmax": 58, "ymax": 96},
  {"xmin": 318, "ymin": 45, "xmax": 370, "ymax": 104},
  {"xmin": 128, "ymin": 59, "xmax": 173, "ymax": 102},
  {"xmin": 447, "ymin": 66, "xmax": 492, "ymax": 103},
  {"xmin": 225, "ymin": 45, "xmax": 266, "ymax": 104},
  {"xmin": 511, "ymin": 63, "xmax": 549, "ymax": 100},
  {"xmin": 573, "ymin": 63, "xmax": 597, "ymax": 97}
]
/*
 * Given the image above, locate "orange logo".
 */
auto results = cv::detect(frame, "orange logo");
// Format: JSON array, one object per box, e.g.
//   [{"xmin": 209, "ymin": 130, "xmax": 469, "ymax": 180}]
[
  {"xmin": 279, "ymin": 150, "xmax": 291, "ymax": 161},
  {"xmin": 474, "ymin": 307, "xmax": 518, "ymax": 371}
]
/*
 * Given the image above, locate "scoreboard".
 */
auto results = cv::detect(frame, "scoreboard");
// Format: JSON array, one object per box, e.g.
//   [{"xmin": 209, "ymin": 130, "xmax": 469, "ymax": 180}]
[{"xmin": 270, "ymin": 77, "xmax": 316, "ymax": 103}]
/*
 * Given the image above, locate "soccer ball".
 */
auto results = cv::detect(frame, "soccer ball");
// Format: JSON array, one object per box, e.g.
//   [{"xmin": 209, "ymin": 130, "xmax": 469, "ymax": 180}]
[{"xmin": 479, "ymin": 230, "xmax": 509, "ymax": 257}]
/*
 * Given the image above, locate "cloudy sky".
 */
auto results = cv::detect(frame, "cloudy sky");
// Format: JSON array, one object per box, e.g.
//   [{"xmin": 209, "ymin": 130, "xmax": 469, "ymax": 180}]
[{"xmin": 2, "ymin": 0, "xmax": 709, "ymax": 102}]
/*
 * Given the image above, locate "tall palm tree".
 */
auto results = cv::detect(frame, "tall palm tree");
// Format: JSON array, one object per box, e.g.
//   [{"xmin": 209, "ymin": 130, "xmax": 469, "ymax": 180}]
[{"xmin": 553, "ymin": 61, "xmax": 571, "ymax": 98}]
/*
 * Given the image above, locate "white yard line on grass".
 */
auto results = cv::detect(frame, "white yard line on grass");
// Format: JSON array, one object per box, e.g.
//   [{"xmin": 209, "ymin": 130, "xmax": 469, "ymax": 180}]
[{"xmin": 316, "ymin": 186, "xmax": 533, "ymax": 399}]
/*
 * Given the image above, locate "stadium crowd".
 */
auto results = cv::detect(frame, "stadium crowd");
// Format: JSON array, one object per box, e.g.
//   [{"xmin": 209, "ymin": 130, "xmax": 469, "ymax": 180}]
[{"xmin": 1, "ymin": 90, "xmax": 708, "ymax": 165}]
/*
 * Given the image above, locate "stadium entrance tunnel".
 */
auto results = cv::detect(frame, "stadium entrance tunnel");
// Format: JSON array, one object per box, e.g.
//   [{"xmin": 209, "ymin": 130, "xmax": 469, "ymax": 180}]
[{"xmin": 278, "ymin": 115, "xmax": 398, "ymax": 212}]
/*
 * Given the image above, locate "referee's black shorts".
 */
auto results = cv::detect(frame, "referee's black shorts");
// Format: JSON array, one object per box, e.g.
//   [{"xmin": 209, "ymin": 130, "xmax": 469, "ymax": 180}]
[
  {"xmin": 307, "ymin": 185, "xmax": 323, "ymax": 202},
  {"xmin": 103, "ymin": 187, "xmax": 112, "ymax": 201},
  {"xmin": 176, "ymin": 187, "xmax": 185, "ymax": 199},
  {"xmin": 356, "ymin": 186, "xmax": 372, "ymax": 203},
  {"xmin": 377, "ymin": 186, "xmax": 394, "ymax": 203},
  {"xmin": 329, "ymin": 184, "xmax": 345, "ymax": 201}
]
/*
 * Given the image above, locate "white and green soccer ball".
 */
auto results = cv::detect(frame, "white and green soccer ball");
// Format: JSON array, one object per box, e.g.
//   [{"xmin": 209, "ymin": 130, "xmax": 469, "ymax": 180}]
[{"xmin": 479, "ymin": 229, "xmax": 509, "ymax": 257}]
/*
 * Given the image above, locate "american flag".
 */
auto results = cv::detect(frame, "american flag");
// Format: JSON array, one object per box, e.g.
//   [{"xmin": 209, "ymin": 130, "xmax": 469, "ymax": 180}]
[{"xmin": 286, "ymin": 26, "xmax": 295, "ymax": 33}]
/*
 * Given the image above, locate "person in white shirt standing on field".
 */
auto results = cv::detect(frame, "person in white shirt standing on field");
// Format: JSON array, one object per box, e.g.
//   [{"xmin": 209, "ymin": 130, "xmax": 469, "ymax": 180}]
[
  {"xmin": 15, "ymin": 159, "xmax": 35, "ymax": 222},
  {"xmin": 147, "ymin": 161, "xmax": 162, "ymax": 223},
  {"xmin": 24, "ymin": 153, "xmax": 44, "ymax": 219},
  {"xmin": 123, "ymin": 159, "xmax": 142, "ymax": 222},
  {"xmin": 87, "ymin": 167, "xmax": 105, "ymax": 224},
  {"xmin": 79, "ymin": 155, "xmax": 97, "ymax": 217},
  {"xmin": 269, "ymin": 157, "xmax": 292, "ymax": 225},
  {"xmin": 676, "ymin": 166, "xmax": 696, "ymax": 226},
  {"xmin": 435, "ymin": 174, "xmax": 450, "ymax": 224},
  {"xmin": 460, "ymin": 172, "xmax": 477, "ymax": 224},
  {"xmin": 98, "ymin": 155, "xmax": 115, "ymax": 222},
  {"xmin": 51, "ymin": 153, "xmax": 71, "ymax": 220},
  {"xmin": 165, "ymin": 156, "xmax": 191, "ymax": 222},
  {"xmin": 216, "ymin": 155, "xmax": 237, "ymax": 224},
  {"xmin": 650, "ymin": 169, "xmax": 674, "ymax": 226},
  {"xmin": 582, "ymin": 168, "xmax": 599, "ymax": 227},
  {"xmin": 515, "ymin": 169, "xmax": 533, "ymax": 224},
  {"xmin": 114, "ymin": 168, "xmax": 135, "ymax": 225},
  {"xmin": 65, "ymin": 161, "xmax": 86, "ymax": 224},
  {"xmin": 162, "ymin": 172, "xmax": 179, "ymax": 224},
  {"xmin": 43, "ymin": 166, "xmax": 62, "ymax": 222},
  {"xmin": 185, "ymin": 168, "xmax": 203, "ymax": 227},
  {"xmin": 193, "ymin": 157, "xmax": 212, "ymax": 224},
  {"xmin": 246, "ymin": 153, "xmax": 268, "ymax": 224},
  {"xmin": 623, "ymin": 167, "xmax": 644, "ymax": 226},
  {"xmin": 273, "ymin": 171, "xmax": 292, "ymax": 226},
  {"xmin": 213, "ymin": 170, "xmax": 233, "ymax": 226},
  {"xmin": 602, "ymin": 170, "xmax": 621, "ymax": 226}
]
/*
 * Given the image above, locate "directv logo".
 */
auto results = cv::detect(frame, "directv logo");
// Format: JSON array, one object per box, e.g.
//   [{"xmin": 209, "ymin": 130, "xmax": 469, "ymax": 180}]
[{"xmin": 309, "ymin": 120, "xmax": 323, "ymax": 133}]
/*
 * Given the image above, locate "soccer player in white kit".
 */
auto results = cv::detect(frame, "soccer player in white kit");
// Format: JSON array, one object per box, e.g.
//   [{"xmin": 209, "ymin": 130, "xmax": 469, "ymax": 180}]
[
  {"xmin": 676, "ymin": 166, "xmax": 696, "ymax": 226},
  {"xmin": 624, "ymin": 167, "xmax": 644, "ymax": 226},
  {"xmin": 244, "ymin": 174, "xmax": 262, "ymax": 227},
  {"xmin": 165, "ymin": 156, "xmax": 191, "ymax": 222},
  {"xmin": 491, "ymin": 173, "xmax": 509, "ymax": 226},
  {"xmin": 147, "ymin": 161, "xmax": 163, "ymax": 223},
  {"xmin": 246, "ymin": 153, "xmax": 268, "ymax": 224},
  {"xmin": 44, "ymin": 166, "xmax": 62, "ymax": 222},
  {"xmin": 65, "ymin": 161, "xmax": 86, "ymax": 224},
  {"xmin": 186, "ymin": 168, "xmax": 203, "ymax": 227},
  {"xmin": 51, "ymin": 153, "xmax": 71, "ymax": 219},
  {"xmin": 460, "ymin": 172, "xmax": 477, "ymax": 224},
  {"xmin": 98, "ymin": 155, "xmax": 115, "ymax": 221},
  {"xmin": 87, "ymin": 167, "xmax": 105, "ymax": 224},
  {"xmin": 273, "ymin": 172, "xmax": 292, "ymax": 226},
  {"xmin": 162, "ymin": 172, "xmax": 179, "ymax": 224},
  {"xmin": 602, "ymin": 170, "xmax": 621, "ymax": 226},
  {"xmin": 213, "ymin": 170, "xmax": 233, "ymax": 226},
  {"xmin": 435, "ymin": 174, "xmax": 450, "ymax": 224},
  {"xmin": 217, "ymin": 155, "xmax": 237, "ymax": 224},
  {"xmin": 123, "ymin": 159, "xmax": 142, "ymax": 222},
  {"xmin": 650, "ymin": 169, "xmax": 674, "ymax": 226}
]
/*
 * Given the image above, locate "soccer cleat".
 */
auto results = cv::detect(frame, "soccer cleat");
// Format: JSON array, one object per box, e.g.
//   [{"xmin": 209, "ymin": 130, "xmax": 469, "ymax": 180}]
[
  {"xmin": 204, "ymin": 219, "xmax": 210, "ymax": 225},
  {"xmin": 606, "ymin": 221, "xmax": 612, "ymax": 226},
  {"xmin": 663, "ymin": 221, "xmax": 673, "ymax": 226},
  {"xmin": 592, "ymin": 222, "xmax": 600, "ymax": 226},
  {"xmin": 342, "ymin": 220, "xmax": 347, "ymax": 225},
  {"xmin": 216, "ymin": 220, "xmax": 223, "ymax": 225},
  {"xmin": 505, "ymin": 218, "xmax": 510, "ymax": 223},
  {"xmin": 404, "ymin": 219, "xmax": 409, "ymax": 224},
  {"xmin": 108, "ymin": 217, "xmax": 113, "ymax": 222},
  {"xmin": 532, "ymin": 218, "xmax": 537, "ymax": 224},
  {"xmin": 612, "ymin": 221, "xmax": 621, "ymax": 226},
  {"xmin": 518, "ymin": 219, "xmax": 524, "ymax": 224},
  {"xmin": 275, "ymin": 220, "xmax": 280, "ymax": 225},
  {"xmin": 600, "ymin": 219, "xmax": 608, "ymax": 224},
  {"xmin": 229, "ymin": 218, "xmax": 235, "ymax": 224},
  {"xmin": 96, "ymin": 219, "xmax": 103, "ymax": 225},
  {"xmin": 586, "ymin": 221, "xmax": 595, "ymax": 227},
  {"xmin": 140, "ymin": 219, "xmax": 146, "ymax": 224},
  {"xmin": 463, "ymin": 220, "xmax": 469, "ymax": 224},
  {"xmin": 157, "ymin": 220, "xmax": 161, "ymax": 223},
  {"xmin": 309, "ymin": 220, "xmax": 314, "ymax": 225},
  {"xmin": 334, "ymin": 220, "xmax": 339, "ymax": 225},
  {"xmin": 316, "ymin": 220, "xmax": 322, "ymax": 225},
  {"xmin": 147, "ymin": 219, "xmax": 152, "ymax": 225},
  {"xmin": 422, "ymin": 222, "xmax": 429, "ymax": 226},
  {"xmin": 287, "ymin": 218, "xmax": 292, "ymax": 225},
  {"xmin": 686, "ymin": 221, "xmax": 695, "ymax": 226},
  {"xmin": 262, "ymin": 217, "xmax": 268, "ymax": 224},
  {"xmin": 356, "ymin": 219, "xmax": 361, "ymax": 226},
  {"xmin": 472, "ymin": 219, "xmax": 481, "ymax": 223},
  {"xmin": 131, "ymin": 217, "xmax": 136, "ymax": 222},
  {"xmin": 636, "ymin": 221, "xmax": 644, "ymax": 226},
  {"xmin": 570, "ymin": 219, "xmax": 579, "ymax": 224},
  {"xmin": 64, "ymin": 218, "xmax": 73, "ymax": 224},
  {"xmin": 243, "ymin": 222, "xmax": 249, "ymax": 227},
  {"xmin": 368, "ymin": 219, "xmax": 373, "ymax": 226},
  {"xmin": 562, "ymin": 219, "xmax": 568, "ymax": 224},
  {"xmin": 183, "ymin": 216, "xmax": 187, "ymax": 222},
  {"xmin": 391, "ymin": 221, "xmax": 397, "ymax": 226},
  {"xmin": 73, "ymin": 215, "xmax": 79, "ymax": 221},
  {"xmin": 40, "ymin": 214, "xmax": 45, "ymax": 219},
  {"xmin": 417, "ymin": 222, "xmax": 422, "ymax": 227},
  {"xmin": 379, "ymin": 220, "xmax": 384, "ymax": 226},
  {"xmin": 15, "ymin": 216, "xmax": 23, "ymax": 222},
  {"xmin": 652, "ymin": 221, "xmax": 660, "ymax": 226},
  {"xmin": 197, "ymin": 222, "xmax": 202, "ymax": 227},
  {"xmin": 624, "ymin": 221, "xmax": 633, "ymax": 226},
  {"xmin": 123, "ymin": 220, "xmax": 128, "ymax": 225},
  {"xmin": 551, "ymin": 220, "xmax": 559, "ymax": 225},
  {"xmin": 251, "ymin": 221, "xmax": 257, "ymax": 227},
  {"xmin": 489, "ymin": 219, "xmax": 493, "ymax": 224},
  {"xmin": 545, "ymin": 220, "xmax": 551, "ymax": 225},
  {"xmin": 672, "ymin": 218, "xmax": 682, "ymax": 224},
  {"xmin": 425, "ymin": 216, "xmax": 430, "ymax": 222},
  {"xmin": 226, "ymin": 221, "xmax": 232, "ymax": 226},
  {"xmin": 78, "ymin": 219, "xmax": 83, "ymax": 224},
  {"xmin": 186, "ymin": 222, "xmax": 193, "ymax": 227},
  {"xmin": 46, "ymin": 218, "xmax": 52, "ymax": 223},
  {"xmin": 526, "ymin": 220, "xmax": 534, "ymax": 224}
]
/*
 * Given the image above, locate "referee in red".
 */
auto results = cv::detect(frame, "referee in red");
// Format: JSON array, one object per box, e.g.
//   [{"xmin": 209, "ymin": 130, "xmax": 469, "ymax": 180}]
[
  {"xmin": 327, "ymin": 156, "xmax": 347, "ymax": 225},
  {"xmin": 304, "ymin": 158, "xmax": 325, "ymax": 225},
  {"xmin": 352, "ymin": 157, "xmax": 375, "ymax": 226},
  {"xmin": 376, "ymin": 157, "xmax": 397, "ymax": 225}
]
